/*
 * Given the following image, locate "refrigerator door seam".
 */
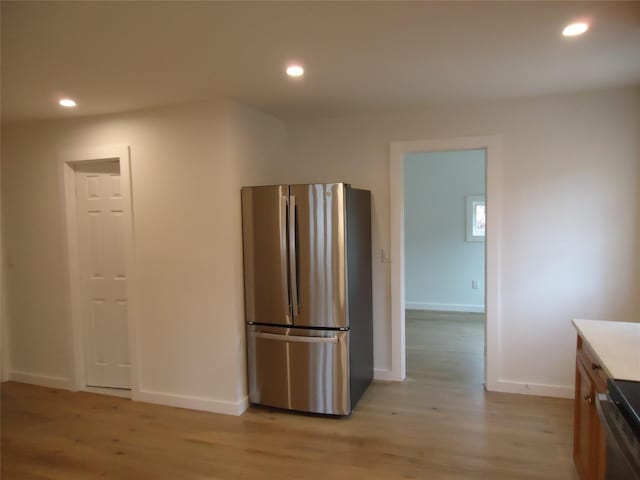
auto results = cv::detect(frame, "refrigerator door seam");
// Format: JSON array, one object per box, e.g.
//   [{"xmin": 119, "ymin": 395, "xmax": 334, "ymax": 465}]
[
  {"xmin": 248, "ymin": 321, "xmax": 349, "ymax": 331},
  {"xmin": 286, "ymin": 343, "xmax": 292, "ymax": 408},
  {"xmin": 253, "ymin": 332, "xmax": 339, "ymax": 344}
]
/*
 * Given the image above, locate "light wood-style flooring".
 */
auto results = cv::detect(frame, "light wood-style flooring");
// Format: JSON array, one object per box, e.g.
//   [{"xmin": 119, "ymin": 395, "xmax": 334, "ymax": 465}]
[
  {"xmin": 406, "ymin": 310, "xmax": 485, "ymax": 386},
  {"xmin": 2, "ymin": 315, "xmax": 578, "ymax": 479}
]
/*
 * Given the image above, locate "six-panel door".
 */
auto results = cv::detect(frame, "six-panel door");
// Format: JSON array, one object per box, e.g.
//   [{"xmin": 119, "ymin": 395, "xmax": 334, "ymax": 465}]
[{"xmin": 75, "ymin": 161, "xmax": 131, "ymax": 389}]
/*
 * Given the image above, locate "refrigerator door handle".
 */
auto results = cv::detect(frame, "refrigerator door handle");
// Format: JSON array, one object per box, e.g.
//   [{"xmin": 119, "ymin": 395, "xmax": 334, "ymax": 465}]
[
  {"xmin": 252, "ymin": 331, "xmax": 339, "ymax": 344},
  {"xmin": 289, "ymin": 195, "xmax": 299, "ymax": 318},
  {"xmin": 279, "ymin": 193, "xmax": 291, "ymax": 315}
]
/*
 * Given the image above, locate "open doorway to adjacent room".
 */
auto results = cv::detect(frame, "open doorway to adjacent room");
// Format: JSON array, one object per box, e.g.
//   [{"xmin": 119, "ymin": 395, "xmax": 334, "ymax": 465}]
[
  {"xmin": 403, "ymin": 149, "xmax": 486, "ymax": 386},
  {"xmin": 389, "ymin": 135, "xmax": 500, "ymax": 389}
]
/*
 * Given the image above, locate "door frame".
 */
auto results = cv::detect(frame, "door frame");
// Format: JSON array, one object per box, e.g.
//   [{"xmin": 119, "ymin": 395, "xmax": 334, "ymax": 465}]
[
  {"xmin": 389, "ymin": 135, "xmax": 502, "ymax": 391},
  {"xmin": 59, "ymin": 145, "xmax": 140, "ymax": 396}
]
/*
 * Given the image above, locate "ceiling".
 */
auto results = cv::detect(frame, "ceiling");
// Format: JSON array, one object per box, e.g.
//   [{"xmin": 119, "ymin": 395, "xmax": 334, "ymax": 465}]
[{"xmin": 2, "ymin": 1, "xmax": 639, "ymax": 123}]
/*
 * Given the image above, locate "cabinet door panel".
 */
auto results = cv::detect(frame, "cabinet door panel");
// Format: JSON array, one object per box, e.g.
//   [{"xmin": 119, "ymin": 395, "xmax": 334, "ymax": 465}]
[{"xmin": 574, "ymin": 358, "xmax": 594, "ymax": 480}]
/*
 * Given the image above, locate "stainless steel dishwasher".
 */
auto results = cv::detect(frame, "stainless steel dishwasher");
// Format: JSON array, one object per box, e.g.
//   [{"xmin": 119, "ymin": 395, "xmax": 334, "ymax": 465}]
[{"xmin": 596, "ymin": 379, "xmax": 640, "ymax": 480}]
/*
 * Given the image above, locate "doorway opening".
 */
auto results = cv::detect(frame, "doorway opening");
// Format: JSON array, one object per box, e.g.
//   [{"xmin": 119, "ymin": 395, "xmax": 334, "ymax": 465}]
[
  {"xmin": 389, "ymin": 136, "xmax": 501, "ymax": 390},
  {"xmin": 60, "ymin": 145, "xmax": 137, "ymax": 398},
  {"xmin": 403, "ymin": 149, "xmax": 485, "ymax": 385}
]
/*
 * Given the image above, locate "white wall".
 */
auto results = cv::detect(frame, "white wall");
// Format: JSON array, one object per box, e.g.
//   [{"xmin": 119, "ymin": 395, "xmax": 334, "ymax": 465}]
[
  {"xmin": 1, "ymin": 99, "xmax": 286, "ymax": 413},
  {"xmin": 404, "ymin": 150, "xmax": 485, "ymax": 313},
  {"xmin": 281, "ymin": 87, "xmax": 640, "ymax": 391},
  {"xmin": 2, "ymin": 86, "xmax": 639, "ymax": 404}
]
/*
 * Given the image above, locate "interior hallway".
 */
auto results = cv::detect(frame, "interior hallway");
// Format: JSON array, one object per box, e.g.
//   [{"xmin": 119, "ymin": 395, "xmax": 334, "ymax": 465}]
[{"xmin": 2, "ymin": 316, "xmax": 577, "ymax": 479}]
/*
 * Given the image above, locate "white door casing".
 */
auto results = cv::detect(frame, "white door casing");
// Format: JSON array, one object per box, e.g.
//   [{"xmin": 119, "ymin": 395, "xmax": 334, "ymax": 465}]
[
  {"xmin": 389, "ymin": 135, "xmax": 502, "ymax": 390},
  {"xmin": 59, "ymin": 144, "xmax": 139, "ymax": 397},
  {"xmin": 75, "ymin": 161, "xmax": 131, "ymax": 389}
]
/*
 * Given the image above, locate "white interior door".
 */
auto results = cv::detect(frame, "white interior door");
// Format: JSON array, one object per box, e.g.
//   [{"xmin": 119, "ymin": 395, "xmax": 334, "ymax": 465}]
[{"xmin": 75, "ymin": 161, "xmax": 131, "ymax": 389}]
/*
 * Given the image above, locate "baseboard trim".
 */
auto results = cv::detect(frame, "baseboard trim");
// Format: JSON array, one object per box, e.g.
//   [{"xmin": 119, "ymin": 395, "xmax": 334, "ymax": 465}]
[
  {"xmin": 9, "ymin": 370, "xmax": 74, "ymax": 390},
  {"xmin": 9, "ymin": 371, "xmax": 250, "ymax": 414},
  {"xmin": 373, "ymin": 368, "xmax": 398, "ymax": 381},
  {"xmin": 134, "ymin": 389, "xmax": 249, "ymax": 416},
  {"xmin": 84, "ymin": 385, "xmax": 132, "ymax": 399},
  {"xmin": 489, "ymin": 379, "xmax": 574, "ymax": 399},
  {"xmin": 406, "ymin": 309, "xmax": 485, "ymax": 321},
  {"xmin": 405, "ymin": 302, "xmax": 485, "ymax": 313}
]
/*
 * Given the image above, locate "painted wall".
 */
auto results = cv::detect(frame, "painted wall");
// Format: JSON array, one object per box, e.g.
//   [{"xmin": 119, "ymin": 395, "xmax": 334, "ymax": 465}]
[
  {"xmin": 2, "ymin": 86, "xmax": 639, "ymax": 403},
  {"xmin": 280, "ymin": 87, "xmax": 640, "ymax": 391},
  {"xmin": 404, "ymin": 150, "xmax": 485, "ymax": 313},
  {"xmin": 1, "ymin": 100, "xmax": 286, "ymax": 413}
]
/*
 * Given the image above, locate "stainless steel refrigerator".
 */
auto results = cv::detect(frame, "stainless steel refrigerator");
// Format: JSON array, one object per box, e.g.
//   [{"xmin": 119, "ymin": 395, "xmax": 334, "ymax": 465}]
[{"xmin": 241, "ymin": 183, "xmax": 373, "ymax": 415}]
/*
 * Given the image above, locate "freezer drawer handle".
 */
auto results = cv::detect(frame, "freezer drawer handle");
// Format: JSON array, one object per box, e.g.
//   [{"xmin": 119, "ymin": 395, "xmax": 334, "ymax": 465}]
[{"xmin": 252, "ymin": 332, "xmax": 339, "ymax": 344}]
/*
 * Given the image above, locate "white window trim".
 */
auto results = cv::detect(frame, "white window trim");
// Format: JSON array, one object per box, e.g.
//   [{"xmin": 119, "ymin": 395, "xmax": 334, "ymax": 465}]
[{"xmin": 466, "ymin": 195, "xmax": 486, "ymax": 242}]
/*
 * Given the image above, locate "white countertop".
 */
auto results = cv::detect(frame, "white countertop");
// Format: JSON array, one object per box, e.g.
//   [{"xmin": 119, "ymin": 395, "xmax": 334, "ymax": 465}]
[{"xmin": 572, "ymin": 319, "xmax": 640, "ymax": 382}]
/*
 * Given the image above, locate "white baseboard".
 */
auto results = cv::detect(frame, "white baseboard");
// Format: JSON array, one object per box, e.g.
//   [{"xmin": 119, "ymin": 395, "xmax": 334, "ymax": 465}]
[
  {"xmin": 373, "ymin": 368, "xmax": 398, "ymax": 381},
  {"xmin": 84, "ymin": 385, "xmax": 132, "ymax": 398},
  {"xmin": 405, "ymin": 302, "xmax": 485, "ymax": 313},
  {"xmin": 9, "ymin": 370, "xmax": 74, "ymax": 390},
  {"xmin": 9, "ymin": 371, "xmax": 250, "ymax": 414},
  {"xmin": 489, "ymin": 379, "xmax": 574, "ymax": 399},
  {"xmin": 134, "ymin": 389, "xmax": 249, "ymax": 416}
]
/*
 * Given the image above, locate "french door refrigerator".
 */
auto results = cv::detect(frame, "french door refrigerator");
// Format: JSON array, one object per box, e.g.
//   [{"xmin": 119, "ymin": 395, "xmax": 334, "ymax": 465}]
[{"xmin": 241, "ymin": 183, "xmax": 373, "ymax": 415}]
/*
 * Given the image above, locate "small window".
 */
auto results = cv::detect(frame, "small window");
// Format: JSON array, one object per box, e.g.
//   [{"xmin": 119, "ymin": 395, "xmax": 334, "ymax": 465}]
[{"xmin": 466, "ymin": 195, "xmax": 485, "ymax": 242}]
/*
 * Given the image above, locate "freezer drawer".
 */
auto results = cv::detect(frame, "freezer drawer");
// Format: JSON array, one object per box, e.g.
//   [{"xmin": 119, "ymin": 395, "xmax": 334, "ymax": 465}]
[{"xmin": 247, "ymin": 325, "xmax": 350, "ymax": 415}]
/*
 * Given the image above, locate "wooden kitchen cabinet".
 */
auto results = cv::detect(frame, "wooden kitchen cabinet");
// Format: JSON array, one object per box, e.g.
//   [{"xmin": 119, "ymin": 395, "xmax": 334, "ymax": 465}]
[{"xmin": 573, "ymin": 336, "xmax": 606, "ymax": 480}]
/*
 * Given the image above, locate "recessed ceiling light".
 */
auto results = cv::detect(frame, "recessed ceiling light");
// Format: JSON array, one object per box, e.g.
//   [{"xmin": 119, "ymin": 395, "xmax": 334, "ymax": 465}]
[
  {"xmin": 562, "ymin": 22, "xmax": 589, "ymax": 37},
  {"xmin": 286, "ymin": 65, "xmax": 304, "ymax": 77},
  {"xmin": 59, "ymin": 98, "xmax": 77, "ymax": 108}
]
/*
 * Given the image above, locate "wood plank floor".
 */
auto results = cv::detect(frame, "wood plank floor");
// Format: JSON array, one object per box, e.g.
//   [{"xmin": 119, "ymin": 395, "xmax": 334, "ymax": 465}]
[{"xmin": 1, "ymin": 316, "xmax": 578, "ymax": 479}]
